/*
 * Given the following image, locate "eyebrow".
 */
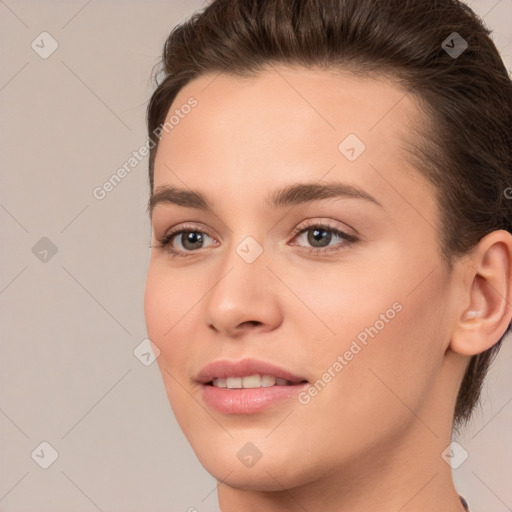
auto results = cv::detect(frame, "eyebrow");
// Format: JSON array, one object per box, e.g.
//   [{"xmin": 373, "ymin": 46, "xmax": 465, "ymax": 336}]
[{"xmin": 149, "ymin": 181, "xmax": 382, "ymax": 215}]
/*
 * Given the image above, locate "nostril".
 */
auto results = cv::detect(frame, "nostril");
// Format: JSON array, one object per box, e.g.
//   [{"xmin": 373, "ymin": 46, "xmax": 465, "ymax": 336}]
[{"xmin": 242, "ymin": 321, "xmax": 261, "ymax": 327}]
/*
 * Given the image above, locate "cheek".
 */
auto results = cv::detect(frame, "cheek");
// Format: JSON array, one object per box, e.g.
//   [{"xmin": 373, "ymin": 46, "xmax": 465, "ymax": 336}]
[
  {"xmin": 144, "ymin": 261, "xmax": 196, "ymax": 343},
  {"xmin": 295, "ymin": 256, "xmax": 448, "ymax": 428},
  {"xmin": 144, "ymin": 264, "xmax": 200, "ymax": 430},
  {"xmin": 144, "ymin": 260, "xmax": 204, "ymax": 384},
  {"xmin": 144, "ymin": 269, "xmax": 169, "ymax": 345}
]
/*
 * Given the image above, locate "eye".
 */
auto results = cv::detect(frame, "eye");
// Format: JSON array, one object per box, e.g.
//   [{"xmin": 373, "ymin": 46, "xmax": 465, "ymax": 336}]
[
  {"xmin": 290, "ymin": 221, "xmax": 358, "ymax": 255},
  {"xmin": 152, "ymin": 220, "xmax": 358, "ymax": 258},
  {"xmin": 154, "ymin": 223, "xmax": 217, "ymax": 258}
]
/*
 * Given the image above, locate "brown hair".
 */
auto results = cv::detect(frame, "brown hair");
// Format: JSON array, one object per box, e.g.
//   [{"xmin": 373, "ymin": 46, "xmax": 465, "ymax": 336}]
[{"xmin": 146, "ymin": 0, "xmax": 512, "ymax": 430}]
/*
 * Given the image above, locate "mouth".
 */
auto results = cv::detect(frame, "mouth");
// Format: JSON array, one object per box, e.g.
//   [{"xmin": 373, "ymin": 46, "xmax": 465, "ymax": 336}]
[
  {"xmin": 196, "ymin": 358, "xmax": 309, "ymax": 414},
  {"xmin": 196, "ymin": 357, "xmax": 309, "ymax": 386}
]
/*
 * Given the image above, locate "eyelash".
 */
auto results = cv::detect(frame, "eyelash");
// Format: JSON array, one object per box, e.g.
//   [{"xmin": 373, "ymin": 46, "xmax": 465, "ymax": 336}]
[{"xmin": 153, "ymin": 220, "xmax": 358, "ymax": 258}]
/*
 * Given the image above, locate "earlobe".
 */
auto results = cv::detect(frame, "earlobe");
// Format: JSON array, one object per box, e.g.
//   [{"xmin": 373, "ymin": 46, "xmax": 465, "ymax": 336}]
[{"xmin": 450, "ymin": 230, "xmax": 512, "ymax": 356}]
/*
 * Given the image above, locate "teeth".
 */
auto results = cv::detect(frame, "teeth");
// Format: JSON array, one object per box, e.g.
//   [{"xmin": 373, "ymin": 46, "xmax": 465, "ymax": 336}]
[
  {"xmin": 226, "ymin": 377, "xmax": 242, "ymax": 389},
  {"xmin": 261, "ymin": 375, "xmax": 276, "ymax": 387},
  {"xmin": 242, "ymin": 374, "xmax": 261, "ymax": 388},
  {"xmin": 212, "ymin": 377, "xmax": 227, "ymax": 388},
  {"xmin": 211, "ymin": 374, "xmax": 293, "ymax": 389}
]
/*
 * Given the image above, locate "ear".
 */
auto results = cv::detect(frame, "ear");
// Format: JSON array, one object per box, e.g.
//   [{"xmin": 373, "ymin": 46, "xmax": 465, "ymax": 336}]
[{"xmin": 450, "ymin": 230, "xmax": 512, "ymax": 356}]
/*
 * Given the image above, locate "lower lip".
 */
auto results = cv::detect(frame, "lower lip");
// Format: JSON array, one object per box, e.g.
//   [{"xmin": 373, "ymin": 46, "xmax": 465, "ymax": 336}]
[{"xmin": 200, "ymin": 383, "xmax": 308, "ymax": 414}]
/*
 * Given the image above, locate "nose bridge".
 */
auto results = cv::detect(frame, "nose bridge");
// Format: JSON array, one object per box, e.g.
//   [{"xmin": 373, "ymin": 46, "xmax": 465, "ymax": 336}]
[
  {"xmin": 208, "ymin": 233, "xmax": 268, "ymax": 306},
  {"xmin": 202, "ymin": 231, "xmax": 282, "ymax": 334}
]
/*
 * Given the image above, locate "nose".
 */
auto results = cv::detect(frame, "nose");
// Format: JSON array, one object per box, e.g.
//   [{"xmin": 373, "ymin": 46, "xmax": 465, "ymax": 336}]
[{"xmin": 203, "ymin": 240, "xmax": 283, "ymax": 338}]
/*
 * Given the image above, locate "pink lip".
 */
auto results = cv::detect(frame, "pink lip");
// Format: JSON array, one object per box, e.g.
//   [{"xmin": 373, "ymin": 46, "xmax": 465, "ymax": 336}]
[
  {"xmin": 196, "ymin": 358, "xmax": 309, "ymax": 415},
  {"xmin": 196, "ymin": 358, "xmax": 307, "ymax": 384},
  {"xmin": 200, "ymin": 383, "xmax": 308, "ymax": 414}
]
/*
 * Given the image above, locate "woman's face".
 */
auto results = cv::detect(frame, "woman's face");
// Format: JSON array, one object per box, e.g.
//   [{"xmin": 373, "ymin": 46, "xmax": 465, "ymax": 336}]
[{"xmin": 144, "ymin": 67, "xmax": 463, "ymax": 491}]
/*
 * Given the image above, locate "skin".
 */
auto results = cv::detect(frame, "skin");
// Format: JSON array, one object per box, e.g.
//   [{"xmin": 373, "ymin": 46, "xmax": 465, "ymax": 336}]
[{"xmin": 144, "ymin": 66, "xmax": 512, "ymax": 512}]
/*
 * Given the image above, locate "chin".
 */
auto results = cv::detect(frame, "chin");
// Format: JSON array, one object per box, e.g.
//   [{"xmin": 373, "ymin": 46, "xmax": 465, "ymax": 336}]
[
  {"xmin": 201, "ymin": 458, "xmax": 302, "ymax": 492},
  {"xmin": 188, "ymin": 435, "xmax": 317, "ymax": 492}
]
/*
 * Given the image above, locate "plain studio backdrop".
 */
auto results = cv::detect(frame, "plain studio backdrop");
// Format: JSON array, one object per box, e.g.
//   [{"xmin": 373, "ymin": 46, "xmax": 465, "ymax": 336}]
[{"xmin": 0, "ymin": 0, "xmax": 511, "ymax": 511}]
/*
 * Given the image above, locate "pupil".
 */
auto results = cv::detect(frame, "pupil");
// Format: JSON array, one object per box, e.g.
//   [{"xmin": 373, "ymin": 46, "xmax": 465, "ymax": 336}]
[
  {"xmin": 309, "ymin": 228, "xmax": 331, "ymax": 247},
  {"xmin": 183, "ymin": 231, "xmax": 203, "ymax": 249}
]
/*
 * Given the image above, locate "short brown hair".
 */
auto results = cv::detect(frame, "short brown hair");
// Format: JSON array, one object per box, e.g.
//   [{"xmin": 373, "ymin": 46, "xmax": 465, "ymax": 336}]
[{"xmin": 147, "ymin": 0, "xmax": 512, "ymax": 430}]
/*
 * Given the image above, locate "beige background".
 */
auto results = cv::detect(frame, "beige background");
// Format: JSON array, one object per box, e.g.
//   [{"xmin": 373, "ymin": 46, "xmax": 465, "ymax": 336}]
[{"xmin": 1, "ymin": 0, "xmax": 511, "ymax": 510}]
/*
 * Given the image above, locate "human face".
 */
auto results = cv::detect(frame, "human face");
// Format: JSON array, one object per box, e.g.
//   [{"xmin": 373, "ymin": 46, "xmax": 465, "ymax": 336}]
[{"xmin": 144, "ymin": 66, "xmax": 460, "ymax": 493}]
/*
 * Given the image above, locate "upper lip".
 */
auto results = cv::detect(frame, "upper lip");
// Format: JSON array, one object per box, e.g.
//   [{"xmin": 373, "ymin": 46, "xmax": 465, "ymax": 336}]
[{"xmin": 196, "ymin": 358, "xmax": 308, "ymax": 384}]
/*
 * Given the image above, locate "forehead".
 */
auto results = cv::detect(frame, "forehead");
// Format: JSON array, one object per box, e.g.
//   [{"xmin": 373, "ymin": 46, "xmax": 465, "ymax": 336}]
[{"xmin": 153, "ymin": 66, "xmax": 434, "ymax": 217}]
